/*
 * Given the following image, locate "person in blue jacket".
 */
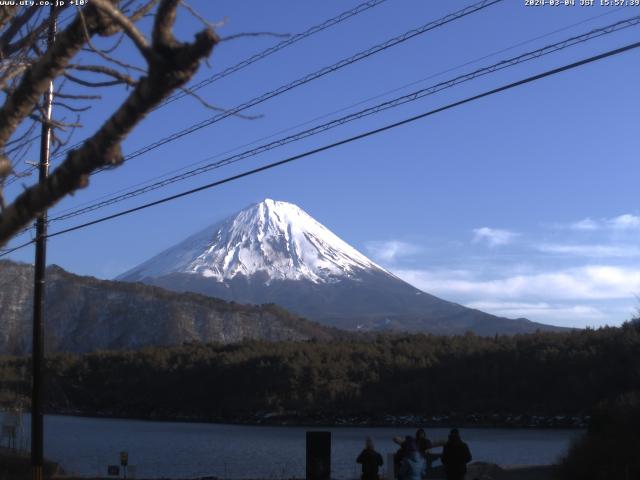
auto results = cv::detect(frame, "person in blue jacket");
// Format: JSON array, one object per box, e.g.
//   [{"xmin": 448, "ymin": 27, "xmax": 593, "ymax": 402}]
[{"xmin": 397, "ymin": 437, "xmax": 427, "ymax": 480}]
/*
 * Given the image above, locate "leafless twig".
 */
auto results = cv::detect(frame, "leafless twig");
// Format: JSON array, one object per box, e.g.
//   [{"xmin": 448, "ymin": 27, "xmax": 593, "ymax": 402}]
[{"xmin": 220, "ymin": 32, "xmax": 291, "ymax": 42}]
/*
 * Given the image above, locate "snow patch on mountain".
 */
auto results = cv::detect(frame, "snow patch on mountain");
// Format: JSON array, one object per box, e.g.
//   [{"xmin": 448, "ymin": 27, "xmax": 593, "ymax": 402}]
[{"xmin": 118, "ymin": 199, "xmax": 386, "ymax": 284}]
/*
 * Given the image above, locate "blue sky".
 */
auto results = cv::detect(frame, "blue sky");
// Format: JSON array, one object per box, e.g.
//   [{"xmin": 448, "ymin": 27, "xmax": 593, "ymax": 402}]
[{"xmin": 4, "ymin": 0, "xmax": 640, "ymax": 328}]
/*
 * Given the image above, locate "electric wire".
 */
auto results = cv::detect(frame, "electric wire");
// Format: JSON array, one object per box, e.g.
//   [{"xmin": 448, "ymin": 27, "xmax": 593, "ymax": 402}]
[
  {"xmin": 43, "ymin": 15, "xmax": 640, "ymax": 226},
  {"xmin": 45, "ymin": 4, "xmax": 628, "ymax": 220},
  {"xmin": 2, "ymin": 37, "xmax": 635, "ymax": 258},
  {"xmin": 84, "ymin": 0, "xmax": 505, "ymax": 172},
  {"xmin": 4, "ymin": 0, "xmax": 503, "ymax": 240},
  {"xmin": 158, "ymin": 0, "xmax": 391, "ymax": 109},
  {"xmin": 51, "ymin": 0, "xmax": 391, "ymax": 160}
]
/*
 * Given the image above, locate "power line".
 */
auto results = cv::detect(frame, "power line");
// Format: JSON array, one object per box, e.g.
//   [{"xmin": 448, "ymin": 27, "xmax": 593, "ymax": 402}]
[
  {"xmin": 51, "ymin": 0, "xmax": 391, "ymax": 161},
  {"xmin": 45, "ymin": 4, "xmax": 628, "ymax": 221},
  {"xmin": 0, "ymin": 238, "xmax": 34, "ymax": 257},
  {"xmin": 43, "ymin": 15, "xmax": 640, "ymax": 225},
  {"xmin": 86, "ymin": 0, "xmax": 504, "ymax": 172},
  {"xmin": 1, "ymin": 38, "xmax": 628, "ymax": 251},
  {"xmin": 158, "ymin": 0, "xmax": 390, "ymax": 109},
  {"xmin": 4, "ymin": 0, "xmax": 503, "ymax": 241}
]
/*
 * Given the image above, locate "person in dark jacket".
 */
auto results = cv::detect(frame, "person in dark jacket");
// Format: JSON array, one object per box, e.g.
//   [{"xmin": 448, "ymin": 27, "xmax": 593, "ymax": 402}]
[
  {"xmin": 441, "ymin": 429, "xmax": 472, "ymax": 480},
  {"xmin": 415, "ymin": 428, "xmax": 432, "ymax": 454},
  {"xmin": 393, "ymin": 435, "xmax": 413, "ymax": 475},
  {"xmin": 356, "ymin": 436, "xmax": 383, "ymax": 480}
]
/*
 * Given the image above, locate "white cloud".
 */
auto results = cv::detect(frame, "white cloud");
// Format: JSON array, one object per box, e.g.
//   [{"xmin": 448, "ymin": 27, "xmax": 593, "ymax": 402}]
[
  {"xmin": 570, "ymin": 218, "xmax": 599, "ymax": 231},
  {"xmin": 537, "ymin": 243, "xmax": 640, "ymax": 258},
  {"xmin": 609, "ymin": 214, "xmax": 640, "ymax": 230},
  {"xmin": 394, "ymin": 266, "xmax": 640, "ymax": 327},
  {"xmin": 365, "ymin": 240, "xmax": 420, "ymax": 263},
  {"xmin": 394, "ymin": 265, "xmax": 640, "ymax": 301},
  {"xmin": 472, "ymin": 227, "xmax": 519, "ymax": 247},
  {"xmin": 569, "ymin": 214, "xmax": 640, "ymax": 231},
  {"xmin": 465, "ymin": 300, "xmax": 607, "ymax": 327}
]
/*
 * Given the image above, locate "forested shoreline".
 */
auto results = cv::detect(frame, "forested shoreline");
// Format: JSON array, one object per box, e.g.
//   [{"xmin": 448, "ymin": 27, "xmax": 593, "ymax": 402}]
[{"xmin": 1, "ymin": 322, "xmax": 638, "ymax": 426}]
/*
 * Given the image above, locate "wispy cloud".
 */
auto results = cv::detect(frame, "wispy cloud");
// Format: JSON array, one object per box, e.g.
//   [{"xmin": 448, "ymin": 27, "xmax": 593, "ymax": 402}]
[
  {"xmin": 394, "ymin": 265, "xmax": 640, "ymax": 301},
  {"xmin": 609, "ymin": 214, "xmax": 640, "ymax": 230},
  {"xmin": 537, "ymin": 243, "xmax": 640, "ymax": 258},
  {"xmin": 569, "ymin": 214, "xmax": 640, "ymax": 231},
  {"xmin": 570, "ymin": 218, "xmax": 599, "ymax": 231},
  {"xmin": 382, "ymin": 214, "xmax": 640, "ymax": 327},
  {"xmin": 365, "ymin": 240, "xmax": 420, "ymax": 263},
  {"xmin": 465, "ymin": 300, "xmax": 607, "ymax": 326},
  {"xmin": 472, "ymin": 227, "xmax": 519, "ymax": 247}
]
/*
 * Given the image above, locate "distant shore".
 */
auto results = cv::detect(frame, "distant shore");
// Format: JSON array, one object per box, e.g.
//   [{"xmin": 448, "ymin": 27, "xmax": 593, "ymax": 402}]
[{"xmin": 38, "ymin": 408, "xmax": 588, "ymax": 429}]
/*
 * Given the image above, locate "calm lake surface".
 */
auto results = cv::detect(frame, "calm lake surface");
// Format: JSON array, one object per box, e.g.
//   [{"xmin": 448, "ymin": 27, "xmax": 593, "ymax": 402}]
[{"xmin": 3, "ymin": 414, "xmax": 583, "ymax": 478}]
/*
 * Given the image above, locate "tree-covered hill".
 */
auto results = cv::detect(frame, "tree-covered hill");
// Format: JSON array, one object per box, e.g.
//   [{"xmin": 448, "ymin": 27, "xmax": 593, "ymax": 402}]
[{"xmin": 2, "ymin": 322, "xmax": 638, "ymax": 425}]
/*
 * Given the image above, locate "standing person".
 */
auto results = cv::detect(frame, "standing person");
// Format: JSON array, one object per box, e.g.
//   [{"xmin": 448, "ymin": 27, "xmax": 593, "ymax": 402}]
[
  {"xmin": 441, "ymin": 429, "xmax": 472, "ymax": 480},
  {"xmin": 356, "ymin": 436, "xmax": 384, "ymax": 480},
  {"xmin": 392, "ymin": 435, "xmax": 412, "ymax": 475},
  {"xmin": 415, "ymin": 428, "xmax": 432, "ymax": 455},
  {"xmin": 397, "ymin": 437, "xmax": 427, "ymax": 480},
  {"xmin": 415, "ymin": 428, "xmax": 442, "ymax": 467}
]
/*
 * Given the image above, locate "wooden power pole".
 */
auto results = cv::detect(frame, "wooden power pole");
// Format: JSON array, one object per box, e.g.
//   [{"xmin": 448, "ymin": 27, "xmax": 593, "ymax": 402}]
[{"xmin": 32, "ymin": 7, "xmax": 56, "ymax": 480}]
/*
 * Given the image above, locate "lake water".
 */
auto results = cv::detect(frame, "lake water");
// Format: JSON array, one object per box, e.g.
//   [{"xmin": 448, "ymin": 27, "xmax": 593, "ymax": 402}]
[{"xmin": 2, "ymin": 414, "xmax": 583, "ymax": 478}]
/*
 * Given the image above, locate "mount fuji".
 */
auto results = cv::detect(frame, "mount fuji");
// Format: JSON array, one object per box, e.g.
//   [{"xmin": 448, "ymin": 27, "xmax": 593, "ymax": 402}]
[{"xmin": 118, "ymin": 199, "xmax": 560, "ymax": 335}]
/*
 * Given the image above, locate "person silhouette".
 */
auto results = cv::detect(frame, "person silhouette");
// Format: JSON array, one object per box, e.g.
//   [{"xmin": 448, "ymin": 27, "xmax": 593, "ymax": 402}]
[
  {"xmin": 397, "ymin": 437, "xmax": 427, "ymax": 480},
  {"xmin": 356, "ymin": 436, "xmax": 383, "ymax": 480},
  {"xmin": 441, "ymin": 429, "xmax": 472, "ymax": 480},
  {"xmin": 416, "ymin": 428, "xmax": 442, "ymax": 467}
]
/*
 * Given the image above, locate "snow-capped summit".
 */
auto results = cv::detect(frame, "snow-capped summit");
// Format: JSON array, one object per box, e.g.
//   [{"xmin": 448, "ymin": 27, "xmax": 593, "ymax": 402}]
[
  {"xmin": 119, "ymin": 199, "xmax": 385, "ymax": 284},
  {"xmin": 119, "ymin": 199, "xmax": 562, "ymax": 335}
]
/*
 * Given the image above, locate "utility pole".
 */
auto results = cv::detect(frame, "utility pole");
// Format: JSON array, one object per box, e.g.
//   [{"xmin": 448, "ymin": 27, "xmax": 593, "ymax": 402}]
[{"xmin": 32, "ymin": 6, "xmax": 56, "ymax": 480}]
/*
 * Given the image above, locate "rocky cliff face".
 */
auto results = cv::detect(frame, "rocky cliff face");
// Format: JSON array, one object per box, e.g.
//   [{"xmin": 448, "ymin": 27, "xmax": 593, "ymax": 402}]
[
  {"xmin": 0, "ymin": 260, "xmax": 32, "ymax": 355},
  {"xmin": 0, "ymin": 260, "xmax": 335, "ymax": 355}
]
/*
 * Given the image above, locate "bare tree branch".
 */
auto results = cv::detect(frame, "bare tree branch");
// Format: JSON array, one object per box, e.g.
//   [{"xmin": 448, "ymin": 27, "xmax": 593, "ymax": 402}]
[
  {"xmin": 92, "ymin": 0, "xmax": 152, "ymax": 61},
  {"xmin": 0, "ymin": 6, "xmax": 38, "ymax": 56},
  {"xmin": 130, "ymin": 0, "xmax": 161, "ymax": 21},
  {"xmin": 177, "ymin": 84, "xmax": 262, "ymax": 119},
  {"xmin": 220, "ymin": 32, "xmax": 291, "ymax": 42},
  {"xmin": 76, "ymin": 5, "xmax": 147, "ymax": 73},
  {"xmin": 0, "ymin": 155, "xmax": 10, "ymax": 177},
  {"xmin": 95, "ymin": 31, "xmax": 126, "ymax": 54},
  {"xmin": 51, "ymin": 122, "xmax": 80, "ymax": 151},
  {"xmin": 52, "ymin": 101, "xmax": 90, "ymax": 113},
  {"xmin": 68, "ymin": 64, "xmax": 137, "ymax": 86},
  {"xmin": 29, "ymin": 113, "xmax": 81, "ymax": 130},
  {"xmin": 55, "ymin": 92, "xmax": 101, "ymax": 100},
  {"xmin": 0, "ymin": 2, "xmax": 115, "ymax": 149},
  {"xmin": 0, "ymin": 7, "xmax": 19, "ymax": 36},
  {"xmin": 179, "ymin": 0, "xmax": 220, "ymax": 30},
  {"xmin": 0, "ymin": 0, "xmax": 218, "ymax": 245},
  {"xmin": 4, "ymin": 20, "xmax": 51, "ymax": 58},
  {"xmin": 4, "ymin": 118, "xmax": 37, "ymax": 149},
  {"xmin": 0, "ymin": 58, "xmax": 30, "ymax": 91},
  {"xmin": 63, "ymin": 71, "xmax": 129, "ymax": 88}
]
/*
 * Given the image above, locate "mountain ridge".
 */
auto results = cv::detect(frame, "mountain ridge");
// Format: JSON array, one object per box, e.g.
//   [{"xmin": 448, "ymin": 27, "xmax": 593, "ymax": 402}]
[{"xmin": 0, "ymin": 259, "xmax": 338, "ymax": 355}]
